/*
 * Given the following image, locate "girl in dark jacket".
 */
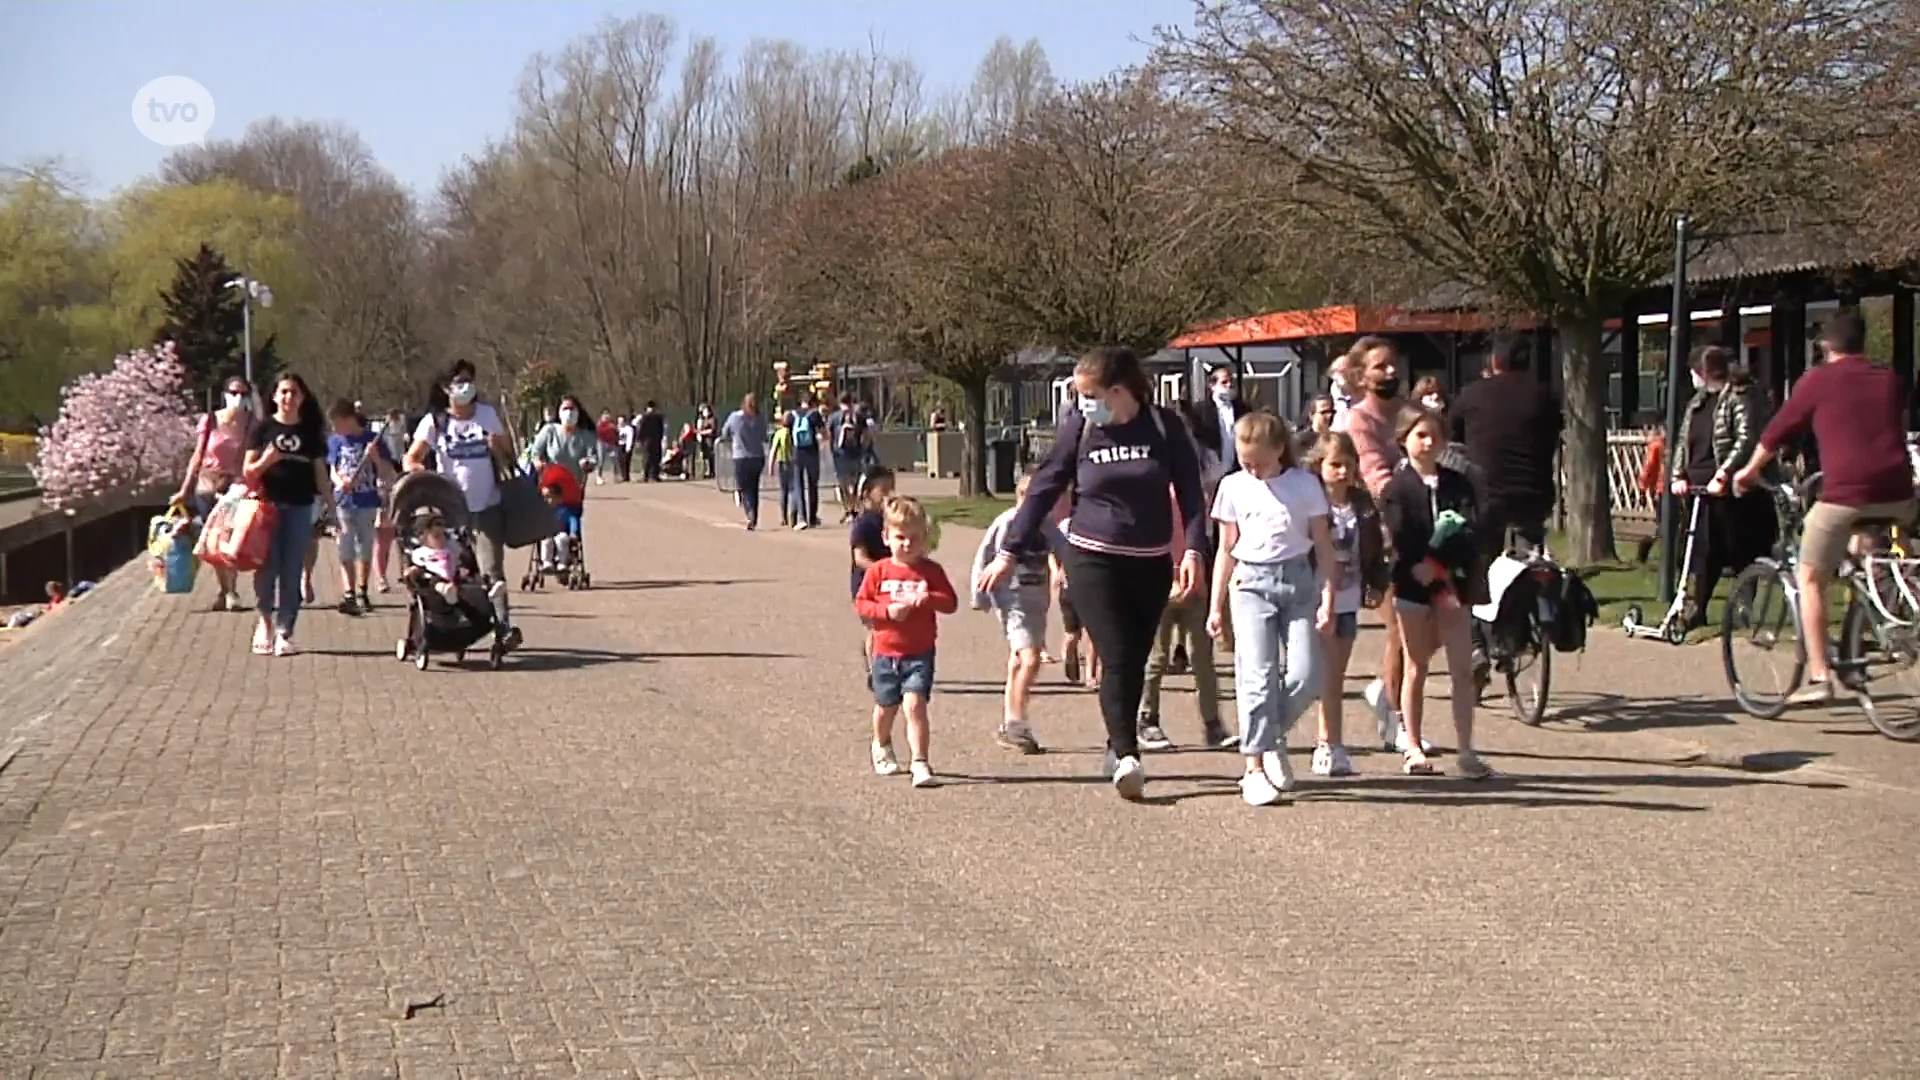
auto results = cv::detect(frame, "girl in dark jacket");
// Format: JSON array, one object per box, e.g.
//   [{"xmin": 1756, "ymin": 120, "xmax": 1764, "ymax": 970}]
[{"xmin": 1380, "ymin": 406, "xmax": 1493, "ymax": 779}]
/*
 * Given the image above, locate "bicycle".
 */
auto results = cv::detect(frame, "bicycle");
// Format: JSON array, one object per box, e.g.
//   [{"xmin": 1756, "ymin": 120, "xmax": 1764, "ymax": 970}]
[
  {"xmin": 1471, "ymin": 528, "xmax": 1557, "ymax": 726},
  {"xmin": 1721, "ymin": 473, "xmax": 1920, "ymax": 739}
]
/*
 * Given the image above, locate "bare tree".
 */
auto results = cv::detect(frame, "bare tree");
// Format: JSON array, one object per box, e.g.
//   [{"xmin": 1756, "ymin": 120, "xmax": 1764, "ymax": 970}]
[
  {"xmin": 1158, "ymin": 0, "xmax": 1897, "ymax": 561},
  {"xmin": 995, "ymin": 73, "xmax": 1277, "ymax": 356}
]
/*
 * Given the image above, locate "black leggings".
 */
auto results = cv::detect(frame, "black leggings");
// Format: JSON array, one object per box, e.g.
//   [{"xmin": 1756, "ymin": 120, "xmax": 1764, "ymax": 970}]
[
  {"xmin": 1064, "ymin": 547, "xmax": 1173, "ymax": 759},
  {"xmin": 734, "ymin": 456, "xmax": 764, "ymax": 526},
  {"xmin": 1059, "ymin": 590, "xmax": 1082, "ymax": 635}
]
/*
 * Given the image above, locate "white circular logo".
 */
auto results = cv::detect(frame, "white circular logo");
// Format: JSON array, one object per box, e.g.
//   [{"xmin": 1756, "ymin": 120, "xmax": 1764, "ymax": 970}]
[{"xmin": 131, "ymin": 76, "xmax": 215, "ymax": 146}]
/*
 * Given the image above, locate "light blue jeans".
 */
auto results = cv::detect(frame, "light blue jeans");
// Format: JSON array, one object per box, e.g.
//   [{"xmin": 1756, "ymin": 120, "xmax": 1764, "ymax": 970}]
[
  {"xmin": 1228, "ymin": 556, "xmax": 1321, "ymax": 754},
  {"xmin": 255, "ymin": 501, "xmax": 318, "ymax": 636}
]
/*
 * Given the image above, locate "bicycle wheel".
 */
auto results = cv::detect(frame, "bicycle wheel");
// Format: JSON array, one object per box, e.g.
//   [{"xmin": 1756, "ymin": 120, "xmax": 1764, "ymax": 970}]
[
  {"xmin": 1722, "ymin": 560, "xmax": 1804, "ymax": 719},
  {"xmin": 1504, "ymin": 620, "xmax": 1551, "ymax": 725},
  {"xmin": 1841, "ymin": 598, "xmax": 1920, "ymax": 740}
]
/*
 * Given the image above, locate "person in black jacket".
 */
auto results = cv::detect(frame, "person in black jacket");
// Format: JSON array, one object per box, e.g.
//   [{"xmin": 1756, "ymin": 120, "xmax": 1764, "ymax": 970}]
[
  {"xmin": 1449, "ymin": 338, "xmax": 1561, "ymax": 568},
  {"xmin": 1190, "ymin": 362, "xmax": 1251, "ymax": 476},
  {"xmin": 1380, "ymin": 406, "xmax": 1494, "ymax": 780},
  {"xmin": 636, "ymin": 402, "xmax": 667, "ymax": 482},
  {"xmin": 976, "ymin": 346, "xmax": 1208, "ymax": 802}
]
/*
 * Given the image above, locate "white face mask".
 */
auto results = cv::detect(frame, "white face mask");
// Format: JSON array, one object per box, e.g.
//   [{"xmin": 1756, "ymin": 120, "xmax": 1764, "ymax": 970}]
[
  {"xmin": 559, "ymin": 407, "xmax": 579, "ymax": 426},
  {"xmin": 1421, "ymin": 394, "xmax": 1443, "ymax": 411},
  {"xmin": 224, "ymin": 392, "xmax": 250, "ymax": 411},
  {"xmin": 1690, "ymin": 371, "xmax": 1706, "ymax": 390},
  {"xmin": 448, "ymin": 382, "xmax": 477, "ymax": 407},
  {"xmin": 1211, "ymin": 384, "xmax": 1233, "ymax": 404}
]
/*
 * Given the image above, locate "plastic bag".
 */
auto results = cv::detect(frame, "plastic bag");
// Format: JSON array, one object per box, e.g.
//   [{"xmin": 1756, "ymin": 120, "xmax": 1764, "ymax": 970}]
[
  {"xmin": 148, "ymin": 505, "xmax": 199, "ymax": 593},
  {"xmin": 196, "ymin": 491, "xmax": 277, "ymax": 572}
]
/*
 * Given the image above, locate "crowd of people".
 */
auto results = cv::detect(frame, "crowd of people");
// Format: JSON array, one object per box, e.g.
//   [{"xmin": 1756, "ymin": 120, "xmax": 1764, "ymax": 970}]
[{"xmin": 853, "ymin": 338, "xmax": 1563, "ymax": 802}]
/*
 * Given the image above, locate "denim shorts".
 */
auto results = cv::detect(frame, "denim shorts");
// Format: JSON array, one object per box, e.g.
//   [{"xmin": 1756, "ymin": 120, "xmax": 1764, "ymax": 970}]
[
  {"xmin": 1331, "ymin": 610, "xmax": 1358, "ymax": 640},
  {"xmin": 336, "ymin": 505, "xmax": 378, "ymax": 562},
  {"xmin": 870, "ymin": 650, "xmax": 935, "ymax": 707}
]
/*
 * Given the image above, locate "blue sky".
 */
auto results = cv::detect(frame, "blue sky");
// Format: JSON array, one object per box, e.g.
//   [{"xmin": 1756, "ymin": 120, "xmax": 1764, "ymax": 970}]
[{"xmin": 2, "ymin": 0, "xmax": 1194, "ymax": 197}]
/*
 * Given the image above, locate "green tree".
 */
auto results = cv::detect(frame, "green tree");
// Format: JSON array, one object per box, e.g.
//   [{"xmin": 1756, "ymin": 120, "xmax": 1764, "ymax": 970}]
[
  {"xmin": 0, "ymin": 163, "xmax": 115, "ymax": 424},
  {"xmin": 152, "ymin": 243, "xmax": 281, "ymax": 401}
]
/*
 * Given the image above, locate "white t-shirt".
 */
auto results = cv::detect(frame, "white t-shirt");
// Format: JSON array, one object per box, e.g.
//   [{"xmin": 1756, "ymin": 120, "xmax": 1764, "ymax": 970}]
[
  {"xmin": 1210, "ymin": 466, "xmax": 1330, "ymax": 564},
  {"xmin": 415, "ymin": 404, "xmax": 506, "ymax": 513},
  {"xmin": 1327, "ymin": 502, "xmax": 1364, "ymax": 614}
]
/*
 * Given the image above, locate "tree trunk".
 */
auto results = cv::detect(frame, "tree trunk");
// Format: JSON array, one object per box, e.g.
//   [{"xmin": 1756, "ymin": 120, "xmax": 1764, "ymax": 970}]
[
  {"xmin": 960, "ymin": 375, "xmax": 990, "ymax": 497},
  {"xmin": 1560, "ymin": 312, "xmax": 1616, "ymax": 564}
]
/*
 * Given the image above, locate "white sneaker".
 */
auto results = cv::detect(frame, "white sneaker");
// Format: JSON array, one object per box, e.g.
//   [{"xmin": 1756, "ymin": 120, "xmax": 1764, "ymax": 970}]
[
  {"xmin": 1111, "ymin": 755, "xmax": 1145, "ymax": 800},
  {"xmin": 871, "ymin": 741, "xmax": 902, "ymax": 776},
  {"xmin": 1311, "ymin": 742, "xmax": 1356, "ymax": 778},
  {"xmin": 1394, "ymin": 725, "xmax": 1435, "ymax": 756},
  {"xmin": 1364, "ymin": 679, "xmax": 1398, "ymax": 748},
  {"xmin": 1262, "ymin": 749, "xmax": 1295, "ymax": 792},
  {"xmin": 272, "ymin": 633, "xmax": 297, "ymax": 657},
  {"xmin": 1240, "ymin": 769, "xmax": 1283, "ymax": 806},
  {"xmin": 910, "ymin": 761, "xmax": 935, "ymax": 788},
  {"xmin": 251, "ymin": 623, "xmax": 272, "ymax": 655}
]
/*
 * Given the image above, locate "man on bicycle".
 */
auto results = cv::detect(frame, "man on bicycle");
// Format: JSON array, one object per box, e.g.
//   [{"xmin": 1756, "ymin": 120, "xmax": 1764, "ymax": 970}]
[
  {"xmin": 1734, "ymin": 308, "xmax": 1915, "ymax": 704},
  {"xmin": 1451, "ymin": 336, "xmax": 1561, "ymax": 678}
]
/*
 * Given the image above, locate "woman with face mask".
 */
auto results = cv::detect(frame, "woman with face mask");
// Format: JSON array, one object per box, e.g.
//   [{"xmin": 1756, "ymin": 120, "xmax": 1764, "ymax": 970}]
[
  {"xmin": 174, "ymin": 375, "xmax": 258, "ymax": 611},
  {"xmin": 404, "ymin": 359, "xmax": 521, "ymax": 649},
  {"xmin": 976, "ymin": 346, "xmax": 1208, "ymax": 801},
  {"xmin": 530, "ymin": 395, "xmax": 600, "ymax": 568}
]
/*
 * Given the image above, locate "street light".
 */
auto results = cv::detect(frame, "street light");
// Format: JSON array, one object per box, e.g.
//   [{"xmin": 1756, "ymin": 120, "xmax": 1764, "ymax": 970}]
[{"xmin": 225, "ymin": 276, "xmax": 273, "ymax": 385}]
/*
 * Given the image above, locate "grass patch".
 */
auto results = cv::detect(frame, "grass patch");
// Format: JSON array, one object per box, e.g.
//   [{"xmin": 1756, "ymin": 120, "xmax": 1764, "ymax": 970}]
[{"xmin": 921, "ymin": 495, "xmax": 1011, "ymax": 550}]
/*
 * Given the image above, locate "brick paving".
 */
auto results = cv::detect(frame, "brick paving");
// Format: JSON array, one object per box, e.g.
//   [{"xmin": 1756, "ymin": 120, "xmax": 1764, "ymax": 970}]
[{"xmin": 1, "ymin": 477, "xmax": 1916, "ymax": 1077}]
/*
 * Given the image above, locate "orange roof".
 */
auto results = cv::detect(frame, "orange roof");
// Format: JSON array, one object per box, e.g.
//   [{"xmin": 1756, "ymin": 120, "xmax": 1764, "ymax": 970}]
[{"xmin": 1172, "ymin": 305, "xmax": 1536, "ymax": 348}]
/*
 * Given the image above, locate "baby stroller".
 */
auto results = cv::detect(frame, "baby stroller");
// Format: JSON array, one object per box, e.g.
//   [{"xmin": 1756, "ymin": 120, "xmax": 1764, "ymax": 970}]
[
  {"xmin": 521, "ymin": 464, "xmax": 591, "ymax": 591},
  {"xmin": 389, "ymin": 472, "xmax": 512, "ymax": 671},
  {"xmin": 660, "ymin": 424, "xmax": 697, "ymax": 479}
]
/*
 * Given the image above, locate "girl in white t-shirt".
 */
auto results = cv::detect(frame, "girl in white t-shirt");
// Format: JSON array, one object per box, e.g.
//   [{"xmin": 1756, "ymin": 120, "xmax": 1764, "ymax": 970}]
[{"xmin": 1205, "ymin": 412, "xmax": 1339, "ymax": 807}]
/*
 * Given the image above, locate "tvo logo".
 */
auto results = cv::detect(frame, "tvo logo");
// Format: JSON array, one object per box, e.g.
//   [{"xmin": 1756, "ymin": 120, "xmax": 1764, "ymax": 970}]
[{"xmin": 132, "ymin": 76, "xmax": 215, "ymax": 146}]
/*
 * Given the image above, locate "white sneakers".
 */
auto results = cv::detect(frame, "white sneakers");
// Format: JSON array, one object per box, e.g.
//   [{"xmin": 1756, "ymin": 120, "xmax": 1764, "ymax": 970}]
[
  {"xmin": 1101, "ymin": 750, "xmax": 1146, "ymax": 800},
  {"xmin": 1240, "ymin": 769, "xmax": 1283, "ymax": 806},
  {"xmin": 872, "ymin": 742, "xmax": 936, "ymax": 787},
  {"xmin": 1261, "ymin": 750, "xmax": 1296, "ymax": 792},
  {"xmin": 1366, "ymin": 678, "xmax": 1435, "ymax": 754},
  {"xmin": 1310, "ymin": 742, "xmax": 1355, "ymax": 777}
]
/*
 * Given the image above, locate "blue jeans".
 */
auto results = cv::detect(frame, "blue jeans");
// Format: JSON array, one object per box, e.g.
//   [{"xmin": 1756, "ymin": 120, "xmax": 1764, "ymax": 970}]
[
  {"xmin": 254, "ymin": 501, "xmax": 317, "ymax": 636},
  {"xmin": 1228, "ymin": 556, "xmax": 1321, "ymax": 754},
  {"xmin": 792, "ymin": 449, "xmax": 822, "ymax": 525},
  {"xmin": 776, "ymin": 460, "xmax": 796, "ymax": 523}
]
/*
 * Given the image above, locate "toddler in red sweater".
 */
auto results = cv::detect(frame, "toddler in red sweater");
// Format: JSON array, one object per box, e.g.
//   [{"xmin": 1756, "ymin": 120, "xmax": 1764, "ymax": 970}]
[{"xmin": 853, "ymin": 495, "xmax": 958, "ymax": 787}]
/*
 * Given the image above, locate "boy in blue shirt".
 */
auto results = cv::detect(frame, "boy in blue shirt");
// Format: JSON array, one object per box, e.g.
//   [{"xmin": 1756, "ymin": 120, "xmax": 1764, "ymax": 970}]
[{"xmin": 327, "ymin": 399, "xmax": 397, "ymax": 615}]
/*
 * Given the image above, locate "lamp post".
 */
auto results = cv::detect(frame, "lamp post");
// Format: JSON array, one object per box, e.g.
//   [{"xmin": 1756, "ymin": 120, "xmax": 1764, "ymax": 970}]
[
  {"xmin": 225, "ymin": 276, "xmax": 273, "ymax": 386},
  {"xmin": 1657, "ymin": 213, "xmax": 1691, "ymax": 608}
]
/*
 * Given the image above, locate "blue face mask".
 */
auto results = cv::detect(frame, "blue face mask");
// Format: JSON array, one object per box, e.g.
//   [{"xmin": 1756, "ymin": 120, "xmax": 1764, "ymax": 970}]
[{"xmin": 1079, "ymin": 394, "xmax": 1113, "ymax": 426}]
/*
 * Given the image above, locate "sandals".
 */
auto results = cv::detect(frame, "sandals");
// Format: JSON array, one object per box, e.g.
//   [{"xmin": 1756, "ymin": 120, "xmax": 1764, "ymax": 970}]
[{"xmin": 1403, "ymin": 749, "xmax": 1438, "ymax": 775}]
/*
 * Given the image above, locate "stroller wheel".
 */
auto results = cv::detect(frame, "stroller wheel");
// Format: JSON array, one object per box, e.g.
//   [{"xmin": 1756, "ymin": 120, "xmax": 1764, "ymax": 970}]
[
  {"xmin": 395, "ymin": 638, "xmax": 409, "ymax": 662},
  {"xmin": 580, "ymin": 572, "xmax": 591, "ymax": 589},
  {"xmin": 414, "ymin": 647, "xmax": 431, "ymax": 671}
]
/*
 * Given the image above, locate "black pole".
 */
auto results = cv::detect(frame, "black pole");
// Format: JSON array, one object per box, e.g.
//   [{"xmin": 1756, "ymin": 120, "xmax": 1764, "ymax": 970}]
[{"xmin": 1657, "ymin": 212, "xmax": 1691, "ymax": 606}]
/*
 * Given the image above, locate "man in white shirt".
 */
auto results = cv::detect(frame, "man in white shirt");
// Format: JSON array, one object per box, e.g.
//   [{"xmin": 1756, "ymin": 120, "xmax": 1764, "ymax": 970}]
[{"xmin": 1191, "ymin": 363, "xmax": 1250, "ymax": 482}]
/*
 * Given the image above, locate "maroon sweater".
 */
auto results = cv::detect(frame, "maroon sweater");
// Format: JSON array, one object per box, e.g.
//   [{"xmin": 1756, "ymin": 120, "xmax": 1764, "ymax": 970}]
[{"xmin": 1759, "ymin": 356, "xmax": 1912, "ymax": 506}]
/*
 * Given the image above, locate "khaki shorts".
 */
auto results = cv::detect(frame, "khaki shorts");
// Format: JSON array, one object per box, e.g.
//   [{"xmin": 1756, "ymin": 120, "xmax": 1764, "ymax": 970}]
[{"xmin": 1801, "ymin": 499, "xmax": 1917, "ymax": 576}]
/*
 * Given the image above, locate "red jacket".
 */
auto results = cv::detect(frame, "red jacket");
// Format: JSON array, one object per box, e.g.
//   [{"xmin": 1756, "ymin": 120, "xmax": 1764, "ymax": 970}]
[
  {"xmin": 537, "ymin": 464, "xmax": 584, "ymax": 509},
  {"xmin": 854, "ymin": 557, "xmax": 958, "ymax": 657}
]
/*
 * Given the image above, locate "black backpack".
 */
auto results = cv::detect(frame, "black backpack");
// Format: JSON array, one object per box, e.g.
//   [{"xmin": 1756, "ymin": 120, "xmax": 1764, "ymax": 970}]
[{"xmin": 1545, "ymin": 570, "xmax": 1599, "ymax": 653}]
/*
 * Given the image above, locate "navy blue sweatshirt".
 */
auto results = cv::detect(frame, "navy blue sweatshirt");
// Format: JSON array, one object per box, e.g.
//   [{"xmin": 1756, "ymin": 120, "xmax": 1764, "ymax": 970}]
[{"xmin": 998, "ymin": 407, "xmax": 1207, "ymax": 563}]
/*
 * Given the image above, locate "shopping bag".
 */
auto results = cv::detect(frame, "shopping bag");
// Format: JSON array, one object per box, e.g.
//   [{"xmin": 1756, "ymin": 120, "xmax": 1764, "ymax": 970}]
[
  {"xmin": 196, "ymin": 491, "xmax": 277, "ymax": 572},
  {"xmin": 496, "ymin": 466, "xmax": 560, "ymax": 550},
  {"xmin": 149, "ymin": 506, "xmax": 200, "ymax": 593}
]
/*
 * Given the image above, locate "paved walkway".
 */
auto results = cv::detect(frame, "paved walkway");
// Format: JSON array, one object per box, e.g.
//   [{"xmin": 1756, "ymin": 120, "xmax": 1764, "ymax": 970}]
[{"xmin": 1, "ymin": 478, "xmax": 1916, "ymax": 1077}]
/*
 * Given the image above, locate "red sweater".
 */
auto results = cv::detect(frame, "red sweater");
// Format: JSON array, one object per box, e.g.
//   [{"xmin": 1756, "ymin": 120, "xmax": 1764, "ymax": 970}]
[
  {"xmin": 854, "ymin": 557, "xmax": 959, "ymax": 657},
  {"xmin": 1759, "ymin": 356, "xmax": 1912, "ymax": 506}
]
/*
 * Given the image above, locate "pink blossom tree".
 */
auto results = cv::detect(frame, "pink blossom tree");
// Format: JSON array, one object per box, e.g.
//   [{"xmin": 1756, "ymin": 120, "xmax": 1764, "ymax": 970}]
[{"xmin": 32, "ymin": 341, "xmax": 197, "ymax": 509}]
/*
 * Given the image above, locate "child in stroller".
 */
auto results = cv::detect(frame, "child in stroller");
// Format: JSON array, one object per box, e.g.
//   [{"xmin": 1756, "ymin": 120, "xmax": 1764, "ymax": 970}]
[
  {"xmin": 390, "ymin": 473, "xmax": 516, "ymax": 670},
  {"xmin": 660, "ymin": 423, "xmax": 697, "ymax": 479},
  {"xmin": 523, "ymin": 462, "xmax": 590, "ymax": 590}
]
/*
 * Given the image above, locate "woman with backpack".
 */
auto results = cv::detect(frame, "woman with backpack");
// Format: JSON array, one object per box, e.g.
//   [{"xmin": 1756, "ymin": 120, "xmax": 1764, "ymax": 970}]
[{"xmin": 975, "ymin": 346, "xmax": 1207, "ymax": 802}]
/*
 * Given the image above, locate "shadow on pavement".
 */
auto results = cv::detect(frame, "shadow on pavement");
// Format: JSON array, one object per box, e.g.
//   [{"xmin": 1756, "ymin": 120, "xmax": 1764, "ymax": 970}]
[
  {"xmin": 936, "ymin": 679, "xmax": 1087, "ymax": 698},
  {"xmin": 505, "ymin": 647, "xmax": 797, "ymax": 671},
  {"xmin": 1546, "ymin": 691, "xmax": 1744, "ymax": 731},
  {"xmin": 581, "ymin": 578, "xmax": 768, "ymax": 591},
  {"xmin": 1492, "ymin": 747, "xmax": 1834, "ymax": 774}
]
